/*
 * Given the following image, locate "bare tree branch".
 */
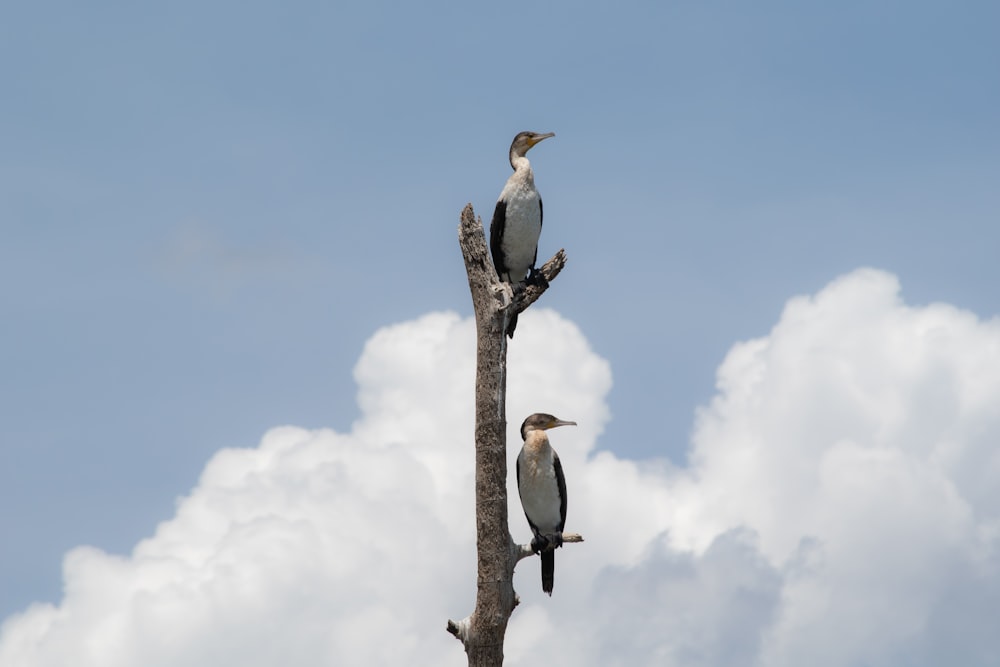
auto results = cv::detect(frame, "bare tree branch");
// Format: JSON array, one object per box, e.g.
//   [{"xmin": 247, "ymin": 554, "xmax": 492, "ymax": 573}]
[
  {"xmin": 445, "ymin": 204, "xmax": 576, "ymax": 666},
  {"xmin": 510, "ymin": 249, "xmax": 568, "ymax": 318}
]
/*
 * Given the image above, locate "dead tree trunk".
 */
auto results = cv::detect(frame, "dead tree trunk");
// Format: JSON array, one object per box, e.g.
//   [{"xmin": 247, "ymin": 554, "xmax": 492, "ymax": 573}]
[{"xmin": 446, "ymin": 204, "xmax": 568, "ymax": 665}]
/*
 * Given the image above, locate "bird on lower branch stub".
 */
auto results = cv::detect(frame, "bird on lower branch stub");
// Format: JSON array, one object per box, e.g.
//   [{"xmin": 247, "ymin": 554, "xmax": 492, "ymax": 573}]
[
  {"xmin": 516, "ymin": 412, "xmax": 576, "ymax": 596},
  {"xmin": 489, "ymin": 131, "xmax": 555, "ymax": 338}
]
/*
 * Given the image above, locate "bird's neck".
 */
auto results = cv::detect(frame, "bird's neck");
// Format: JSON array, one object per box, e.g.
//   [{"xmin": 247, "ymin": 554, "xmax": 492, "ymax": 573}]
[
  {"xmin": 509, "ymin": 156, "xmax": 534, "ymax": 183},
  {"xmin": 522, "ymin": 431, "xmax": 551, "ymax": 459}
]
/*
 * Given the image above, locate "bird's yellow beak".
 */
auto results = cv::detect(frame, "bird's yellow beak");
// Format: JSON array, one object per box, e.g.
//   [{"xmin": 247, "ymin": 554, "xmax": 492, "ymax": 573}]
[{"xmin": 528, "ymin": 132, "xmax": 555, "ymax": 147}]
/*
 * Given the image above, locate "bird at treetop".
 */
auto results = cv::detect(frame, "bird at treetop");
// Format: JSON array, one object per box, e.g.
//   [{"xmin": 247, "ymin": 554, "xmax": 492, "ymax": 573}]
[
  {"xmin": 489, "ymin": 131, "xmax": 555, "ymax": 338},
  {"xmin": 516, "ymin": 412, "xmax": 575, "ymax": 596}
]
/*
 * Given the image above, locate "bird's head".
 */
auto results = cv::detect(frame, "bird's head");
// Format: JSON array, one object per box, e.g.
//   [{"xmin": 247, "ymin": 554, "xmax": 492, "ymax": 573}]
[
  {"xmin": 520, "ymin": 413, "xmax": 577, "ymax": 440},
  {"xmin": 509, "ymin": 131, "xmax": 555, "ymax": 168}
]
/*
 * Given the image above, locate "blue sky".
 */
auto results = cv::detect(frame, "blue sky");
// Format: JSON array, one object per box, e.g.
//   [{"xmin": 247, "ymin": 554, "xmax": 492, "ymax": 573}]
[{"xmin": 2, "ymin": 1, "xmax": 999, "ymax": 661}]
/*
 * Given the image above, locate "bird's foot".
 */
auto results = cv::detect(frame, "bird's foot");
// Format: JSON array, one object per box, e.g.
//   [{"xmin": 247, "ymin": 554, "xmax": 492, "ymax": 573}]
[
  {"xmin": 531, "ymin": 533, "xmax": 564, "ymax": 553},
  {"xmin": 526, "ymin": 267, "xmax": 549, "ymax": 289}
]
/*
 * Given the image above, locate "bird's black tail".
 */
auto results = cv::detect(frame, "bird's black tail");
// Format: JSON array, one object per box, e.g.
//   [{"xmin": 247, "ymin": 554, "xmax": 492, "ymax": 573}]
[
  {"xmin": 506, "ymin": 312, "xmax": 519, "ymax": 338},
  {"xmin": 541, "ymin": 549, "xmax": 554, "ymax": 595}
]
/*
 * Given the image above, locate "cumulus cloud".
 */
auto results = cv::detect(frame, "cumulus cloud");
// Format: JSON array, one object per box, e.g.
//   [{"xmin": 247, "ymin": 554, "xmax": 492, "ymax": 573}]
[
  {"xmin": 2, "ymin": 269, "xmax": 1000, "ymax": 666},
  {"xmin": 667, "ymin": 268, "xmax": 1000, "ymax": 667}
]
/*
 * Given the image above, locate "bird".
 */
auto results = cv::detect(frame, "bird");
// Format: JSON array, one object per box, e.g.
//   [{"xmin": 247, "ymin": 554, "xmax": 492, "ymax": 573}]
[
  {"xmin": 516, "ymin": 412, "xmax": 576, "ymax": 596},
  {"xmin": 489, "ymin": 131, "xmax": 555, "ymax": 338}
]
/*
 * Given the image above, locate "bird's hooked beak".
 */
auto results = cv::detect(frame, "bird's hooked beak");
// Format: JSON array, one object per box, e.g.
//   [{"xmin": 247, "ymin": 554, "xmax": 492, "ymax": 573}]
[
  {"xmin": 545, "ymin": 417, "xmax": 576, "ymax": 430},
  {"xmin": 529, "ymin": 132, "xmax": 555, "ymax": 148}
]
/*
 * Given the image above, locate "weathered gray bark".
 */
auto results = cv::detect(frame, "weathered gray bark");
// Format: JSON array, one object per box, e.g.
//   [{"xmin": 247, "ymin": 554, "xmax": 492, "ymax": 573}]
[{"xmin": 446, "ymin": 204, "xmax": 570, "ymax": 666}]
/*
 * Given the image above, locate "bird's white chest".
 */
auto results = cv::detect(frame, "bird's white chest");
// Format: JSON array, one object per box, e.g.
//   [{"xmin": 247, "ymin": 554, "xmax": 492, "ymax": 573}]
[
  {"xmin": 517, "ymin": 445, "xmax": 562, "ymax": 532},
  {"xmin": 498, "ymin": 176, "xmax": 542, "ymax": 281}
]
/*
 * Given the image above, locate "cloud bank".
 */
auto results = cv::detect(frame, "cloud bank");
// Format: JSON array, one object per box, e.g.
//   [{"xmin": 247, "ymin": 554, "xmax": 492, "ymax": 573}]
[{"xmin": 2, "ymin": 269, "xmax": 999, "ymax": 666}]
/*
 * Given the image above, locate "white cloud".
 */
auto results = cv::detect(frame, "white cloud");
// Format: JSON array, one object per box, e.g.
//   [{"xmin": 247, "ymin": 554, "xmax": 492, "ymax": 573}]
[
  {"xmin": 3, "ymin": 270, "xmax": 1000, "ymax": 666},
  {"xmin": 664, "ymin": 269, "xmax": 1000, "ymax": 666}
]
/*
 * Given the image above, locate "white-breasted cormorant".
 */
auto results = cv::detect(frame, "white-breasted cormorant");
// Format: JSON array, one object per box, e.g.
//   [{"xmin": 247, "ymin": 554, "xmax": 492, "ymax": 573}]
[
  {"xmin": 489, "ymin": 131, "xmax": 555, "ymax": 338},
  {"xmin": 516, "ymin": 412, "xmax": 575, "ymax": 596}
]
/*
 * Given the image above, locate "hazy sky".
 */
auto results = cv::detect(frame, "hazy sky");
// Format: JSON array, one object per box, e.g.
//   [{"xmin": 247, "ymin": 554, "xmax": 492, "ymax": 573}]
[{"xmin": 2, "ymin": 1, "xmax": 999, "ymax": 664}]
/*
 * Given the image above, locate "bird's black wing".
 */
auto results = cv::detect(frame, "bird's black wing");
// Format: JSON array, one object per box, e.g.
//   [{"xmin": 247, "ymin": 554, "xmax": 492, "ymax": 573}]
[
  {"xmin": 532, "ymin": 197, "xmax": 542, "ymax": 269},
  {"xmin": 539, "ymin": 450, "xmax": 559, "ymax": 596},
  {"xmin": 489, "ymin": 199, "xmax": 508, "ymax": 279},
  {"xmin": 554, "ymin": 452, "xmax": 567, "ymax": 533}
]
